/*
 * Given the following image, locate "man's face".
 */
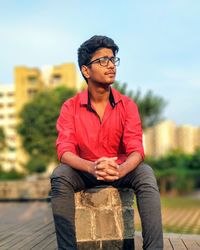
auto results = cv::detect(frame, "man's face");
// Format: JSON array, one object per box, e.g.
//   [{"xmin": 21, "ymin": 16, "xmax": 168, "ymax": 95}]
[{"xmin": 83, "ymin": 48, "xmax": 117, "ymax": 85}]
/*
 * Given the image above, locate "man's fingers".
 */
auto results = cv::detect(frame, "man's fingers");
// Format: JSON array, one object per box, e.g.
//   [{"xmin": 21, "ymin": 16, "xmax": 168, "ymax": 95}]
[
  {"xmin": 96, "ymin": 176, "xmax": 105, "ymax": 181},
  {"xmin": 96, "ymin": 175, "xmax": 119, "ymax": 181},
  {"xmin": 95, "ymin": 159, "xmax": 119, "ymax": 169},
  {"xmin": 96, "ymin": 169, "xmax": 118, "ymax": 177},
  {"xmin": 95, "ymin": 170, "xmax": 107, "ymax": 177},
  {"xmin": 105, "ymin": 168, "xmax": 119, "ymax": 176},
  {"xmin": 95, "ymin": 156, "xmax": 118, "ymax": 164},
  {"xmin": 107, "ymin": 161, "xmax": 119, "ymax": 169},
  {"xmin": 96, "ymin": 162, "xmax": 119, "ymax": 170},
  {"xmin": 95, "ymin": 157, "xmax": 107, "ymax": 164},
  {"xmin": 101, "ymin": 175, "xmax": 119, "ymax": 181}
]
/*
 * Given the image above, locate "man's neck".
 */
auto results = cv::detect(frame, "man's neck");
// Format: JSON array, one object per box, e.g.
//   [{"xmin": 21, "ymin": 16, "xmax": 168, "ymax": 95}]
[{"xmin": 88, "ymin": 83, "xmax": 111, "ymax": 104}]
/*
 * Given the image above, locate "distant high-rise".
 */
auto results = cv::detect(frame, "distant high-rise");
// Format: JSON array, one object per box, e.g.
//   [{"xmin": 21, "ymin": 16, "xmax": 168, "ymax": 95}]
[
  {"xmin": 0, "ymin": 85, "xmax": 20, "ymax": 171},
  {"xmin": 14, "ymin": 62, "xmax": 79, "ymax": 172},
  {"xmin": 15, "ymin": 63, "xmax": 77, "ymax": 112},
  {"xmin": 176, "ymin": 125, "xmax": 200, "ymax": 154},
  {"xmin": 144, "ymin": 120, "xmax": 200, "ymax": 157}
]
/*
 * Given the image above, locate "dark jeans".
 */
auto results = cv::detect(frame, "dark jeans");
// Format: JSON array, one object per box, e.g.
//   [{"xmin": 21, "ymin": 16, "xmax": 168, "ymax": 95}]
[{"xmin": 50, "ymin": 163, "xmax": 163, "ymax": 250}]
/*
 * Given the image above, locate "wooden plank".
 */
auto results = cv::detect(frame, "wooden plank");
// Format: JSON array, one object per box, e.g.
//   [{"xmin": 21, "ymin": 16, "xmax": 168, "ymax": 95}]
[
  {"xmin": 42, "ymin": 238, "xmax": 57, "ymax": 250},
  {"xmin": 31, "ymin": 233, "xmax": 57, "ymax": 250},
  {"xmin": 196, "ymin": 239, "xmax": 200, "ymax": 246},
  {"xmin": 0, "ymin": 233, "xmax": 14, "ymax": 243},
  {"xmin": 0, "ymin": 217, "xmax": 48, "ymax": 248},
  {"xmin": 0, "ymin": 215, "xmax": 52, "ymax": 249},
  {"xmin": 170, "ymin": 238, "xmax": 187, "ymax": 250},
  {"xmin": 9, "ymin": 223, "xmax": 55, "ymax": 249},
  {"xmin": 182, "ymin": 239, "xmax": 200, "ymax": 250},
  {"xmin": 134, "ymin": 235, "xmax": 143, "ymax": 249},
  {"xmin": 164, "ymin": 238, "xmax": 173, "ymax": 250},
  {"xmin": 0, "ymin": 234, "xmax": 26, "ymax": 250}
]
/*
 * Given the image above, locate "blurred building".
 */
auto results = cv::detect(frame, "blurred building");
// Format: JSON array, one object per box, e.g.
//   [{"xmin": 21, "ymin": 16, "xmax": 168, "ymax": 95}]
[
  {"xmin": 194, "ymin": 127, "xmax": 200, "ymax": 150},
  {"xmin": 0, "ymin": 85, "xmax": 20, "ymax": 171},
  {"xmin": 14, "ymin": 63, "xmax": 79, "ymax": 172},
  {"xmin": 15, "ymin": 63, "xmax": 77, "ymax": 112},
  {"xmin": 144, "ymin": 120, "xmax": 177, "ymax": 158},
  {"xmin": 176, "ymin": 125, "xmax": 200, "ymax": 154},
  {"xmin": 144, "ymin": 120, "xmax": 200, "ymax": 158}
]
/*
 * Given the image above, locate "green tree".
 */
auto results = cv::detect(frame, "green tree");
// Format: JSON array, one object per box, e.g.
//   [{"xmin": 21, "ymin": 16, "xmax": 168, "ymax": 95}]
[
  {"xmin": 146, "ymin": 149, "xmax": 200, "ymax": 195},
  {"xmin": 0, "ymin": 167, "xmax": 24, "ymax": 180},
  {"xmin": 0, "ymin": 126, "xmax": 5, "ymax": 152},
  {"xmin": 18, "ymin": 86, "xmax": 76, "ymax": 173},
  {"xmin": 0, "ymin": 127, "xmax": 6, "ymax": 168},
  {"xmin": 113, "ymin": 82, "xmax": 167, "ymax": 129},
  {"xmin": 188, "ymin": 148, "xmax": 200, "ymax": 188}
]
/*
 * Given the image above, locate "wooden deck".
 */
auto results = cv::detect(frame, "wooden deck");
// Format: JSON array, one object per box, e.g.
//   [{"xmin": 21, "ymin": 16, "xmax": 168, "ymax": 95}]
[{"xmin": 0, "ymin": 202, "xmax": 199, "ymax": 250}]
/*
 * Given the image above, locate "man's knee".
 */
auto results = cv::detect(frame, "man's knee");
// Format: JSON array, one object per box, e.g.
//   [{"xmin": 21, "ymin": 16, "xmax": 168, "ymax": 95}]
[
  {"xmin": 135, "ymin": 163, "xmax": 156, "ymax": 178},
  {"xmin": 51, "ymin": 163, "xmax": 75, "ymax": 180},
  {"xmin": 50, "ymin": 164, "xmax": 85, "ymax": 192},
  {"xmin": 133, "ymin": 163, "xmax": 159, "ymax": 191},
  {"xmin": 50, "ymin": 164, "xmax": 77, "ymax": 189}
]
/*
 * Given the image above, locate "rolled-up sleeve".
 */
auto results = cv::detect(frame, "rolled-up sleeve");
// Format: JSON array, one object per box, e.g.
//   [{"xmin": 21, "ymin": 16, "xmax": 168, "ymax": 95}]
[
  {"xmin": 56, "ymin": 99, "xmax": 78, "ymax": 161},
  {"xmin": 123, "ymin": 99, "xmax": 145, "ymax": 159}
]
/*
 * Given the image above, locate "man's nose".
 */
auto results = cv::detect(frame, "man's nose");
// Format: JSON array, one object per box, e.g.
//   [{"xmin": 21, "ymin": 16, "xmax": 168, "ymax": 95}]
[{"xmin": 107, "ymin": 59, "xmax": 115, "ymax": 68}]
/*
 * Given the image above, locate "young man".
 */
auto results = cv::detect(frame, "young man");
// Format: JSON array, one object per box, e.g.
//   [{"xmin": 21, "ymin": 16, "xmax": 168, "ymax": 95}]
[{"xmin": 51, "ymin": 35, "xmax": 163, "ymax": 250}]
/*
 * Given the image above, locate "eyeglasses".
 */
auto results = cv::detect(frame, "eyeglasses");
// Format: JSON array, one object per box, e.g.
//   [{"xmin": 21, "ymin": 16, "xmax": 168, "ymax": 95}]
[{"xmin": 86, "ymin": 56, "xmax": 120, "ymax": 67}]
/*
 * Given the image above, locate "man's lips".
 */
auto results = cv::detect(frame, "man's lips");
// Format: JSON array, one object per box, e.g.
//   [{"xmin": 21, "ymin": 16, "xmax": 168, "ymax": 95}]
[{"xmin": 105, "ymin": 71, "xmax": 116, "ymax": 76}]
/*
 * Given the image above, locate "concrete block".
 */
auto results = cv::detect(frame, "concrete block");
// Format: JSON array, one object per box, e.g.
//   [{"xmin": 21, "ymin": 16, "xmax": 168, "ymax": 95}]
[{"xmin": 76, "ymin": 208, "xmax": 93, "ymax": 240}]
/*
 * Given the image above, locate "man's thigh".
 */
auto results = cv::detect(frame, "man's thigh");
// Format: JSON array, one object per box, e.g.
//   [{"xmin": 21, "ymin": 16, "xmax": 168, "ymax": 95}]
[
  {"xmin": 112, "ymin": 162, "xmax": 158, "ymax": 190},
  {"xmin": 50, "ymin": 163, "xmax": 100, "ymax": 192}
]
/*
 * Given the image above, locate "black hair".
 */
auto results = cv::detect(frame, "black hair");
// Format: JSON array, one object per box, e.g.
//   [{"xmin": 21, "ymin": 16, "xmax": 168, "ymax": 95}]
[{"xmin": 77, "ymin": 35, "xmax": 119, "ymax": 81}]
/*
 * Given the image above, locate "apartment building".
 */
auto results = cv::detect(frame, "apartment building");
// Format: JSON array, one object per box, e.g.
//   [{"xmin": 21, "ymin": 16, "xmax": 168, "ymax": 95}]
[
  {"xmin": 144, "ymin": 120, "xmax": 200, "ymax": 158},
  {"xmin": 14, "ymin": 63, "xmax": 79, "ymax": 171},
  {"xmin": 176, "ymin": 125, "xmax": 200, "ymax": 154},
  {"xmin": 0, "ymin": 85, "xmax": 19, "ymax": 171},
  {"xmin": 15, "ymin": 63, "xmax": 77, "ymax": 112},
  {"xmin": 144, "ymin": 120, "xmax": 177, "ymax": 158}
]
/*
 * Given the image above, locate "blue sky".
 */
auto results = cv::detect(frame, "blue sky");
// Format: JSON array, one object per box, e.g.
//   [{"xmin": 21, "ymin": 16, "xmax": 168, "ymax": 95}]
[{"xmin": 0, "ymin": 1, "xmax": 199, "ymax": 126}]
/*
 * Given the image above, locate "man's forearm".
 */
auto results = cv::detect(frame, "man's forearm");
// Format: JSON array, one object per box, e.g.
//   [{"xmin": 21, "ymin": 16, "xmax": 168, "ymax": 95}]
[
  {"xmin": 61, "ymin": 151, "xmax": 95, "ymax": 175},
  {"xmin": 119, "ymin": 152, "xmax": 143, "ymax": 178}
]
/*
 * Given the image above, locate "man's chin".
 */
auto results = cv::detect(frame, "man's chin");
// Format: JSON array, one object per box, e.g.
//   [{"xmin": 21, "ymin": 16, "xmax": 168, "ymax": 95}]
[{"xmin": 106, "ymin": 78, "xmax": 116, "ymax": 85}]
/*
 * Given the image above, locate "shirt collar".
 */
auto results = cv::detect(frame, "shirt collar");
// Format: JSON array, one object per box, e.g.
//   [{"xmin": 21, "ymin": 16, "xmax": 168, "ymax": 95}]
[{"xmin": 80, "ymin": 87, "xmax": 122, "ymax": 108}]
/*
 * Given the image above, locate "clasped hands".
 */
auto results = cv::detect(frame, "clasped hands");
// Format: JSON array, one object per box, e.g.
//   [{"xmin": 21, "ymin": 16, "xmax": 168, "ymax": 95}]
[{"xmin": 93, "ymin": 157, "xmax": 122, "ymax": 182}]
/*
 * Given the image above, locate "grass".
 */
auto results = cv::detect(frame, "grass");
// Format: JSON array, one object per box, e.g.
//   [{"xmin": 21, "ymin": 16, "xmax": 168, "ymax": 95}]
[
  {"xmin": 134, "ymin": 196, "xmax": 200, "ymax": 234},
  {"xmin": 161, "ymin": 196, "xmax": 200, "ymax": 208}
]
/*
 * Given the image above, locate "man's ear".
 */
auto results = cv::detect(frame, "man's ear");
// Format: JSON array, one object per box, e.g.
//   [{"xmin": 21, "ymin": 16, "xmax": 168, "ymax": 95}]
[{"xmin": 81, "ymin": 65, "xmax": 90, "ymax": 80}]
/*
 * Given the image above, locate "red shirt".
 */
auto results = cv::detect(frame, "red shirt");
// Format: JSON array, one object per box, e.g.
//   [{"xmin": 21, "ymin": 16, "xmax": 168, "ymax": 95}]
[{"xmin": 56, "ymin": 87, "xmax": 144, "ymax": 164}]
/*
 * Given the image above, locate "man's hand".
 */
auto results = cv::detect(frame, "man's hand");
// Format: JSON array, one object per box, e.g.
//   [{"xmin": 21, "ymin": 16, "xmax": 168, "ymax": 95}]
[{"xmin": 94, "ymin": 157, "xmax": 119, "ymax": 181}]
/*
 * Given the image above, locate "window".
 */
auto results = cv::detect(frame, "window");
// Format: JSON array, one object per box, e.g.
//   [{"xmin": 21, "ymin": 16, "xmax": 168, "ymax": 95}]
[
  {"xmin": 8, "ymin": 124, "xmax": 16, "ymax": 129},
  {"xmin": 27, "ymin": 89, "xmax": 38, "ymax": 97},
  {"xmin": 8, "ymin": 114, "xmax": 15, "ymax": 119},
  {"xmin": 7, "ymin": 135, "xmax": 16, "ymax": 141},
  {"xmin": 52, "ymin": 74, "xmax": 61, "ymax": 84},
  {"xmin": 28, "ymin": 75, "xmax": 37, "ymax": 84},
  {"xmin": 8, "ymin": 146, "xmax": 16, "ymax": 152},
  {"xmin": 7, "ymin": 92, "xmax": 14, "ymax": 97},
  {"xmin": 7, "ymin": 103, "xmax": 14, "ymax": 108}
]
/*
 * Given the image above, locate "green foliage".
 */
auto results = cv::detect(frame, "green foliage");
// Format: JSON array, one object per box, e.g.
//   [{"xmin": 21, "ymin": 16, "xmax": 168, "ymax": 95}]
[
  {"xmin": 26, "ymin": 156, "xmax": 48, "ymax": 173},
  {"xmin": 113, "ymin": 82, "xmax": 167, "ymax": 129},
  {"xmin": 146, "ymin": 148, "xmax": 200, "ymax": 194},
  {"xmin": 0, "ymin": 127, "xmax": 5, "ymax": 152},
  {"xmin": 0, "ymin": 167, "xmax": 24, "ymax": 180},
  {"xmin": 18, "ymin": 86, "xmax": 76, "ymax": 173}
]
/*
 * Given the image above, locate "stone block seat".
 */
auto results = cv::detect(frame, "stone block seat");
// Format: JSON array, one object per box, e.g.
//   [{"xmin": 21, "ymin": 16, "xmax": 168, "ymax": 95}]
[{"xmin": 75, "ymin": 186, "xmax": 135, "ymax": 250}]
